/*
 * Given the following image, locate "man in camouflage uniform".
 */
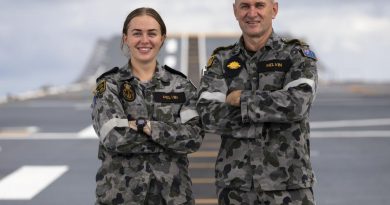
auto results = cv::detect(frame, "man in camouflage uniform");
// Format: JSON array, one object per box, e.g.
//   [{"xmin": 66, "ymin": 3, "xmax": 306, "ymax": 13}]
[
  {"xmin": 197, "ymin": 0, "xmax": 317, "ymax": 204},
  {"xmin": 92, "ymin": 64, "xmax": 204, "ymax": 205}
]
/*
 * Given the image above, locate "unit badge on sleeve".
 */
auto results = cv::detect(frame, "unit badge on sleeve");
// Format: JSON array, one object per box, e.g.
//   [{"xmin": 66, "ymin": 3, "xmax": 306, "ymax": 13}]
[{"xmin": 95, "ymin": 80, "xmax": 106, "ymax": 97}]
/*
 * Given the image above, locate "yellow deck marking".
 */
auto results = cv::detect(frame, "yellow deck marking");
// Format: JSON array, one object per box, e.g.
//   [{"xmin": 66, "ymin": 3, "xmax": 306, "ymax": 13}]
[
  {"xmin": 189, "ymin": 151, "xmax": 218, "ymax": 158},
  {"xmin": 189, "ymin": 162, "xmax": 214, "ymax": 169},
  {"xmin": 195, "ymin": 198, "xmax": 218, "ymax": 204},
  {"xmin": 192, "ymin": 178, "xmax": 215, "ymax": 184}
]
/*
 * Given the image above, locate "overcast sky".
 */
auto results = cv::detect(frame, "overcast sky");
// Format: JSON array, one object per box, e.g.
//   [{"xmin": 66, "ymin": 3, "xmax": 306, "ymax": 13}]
[{"xmin": 1, "ymin": 0, "xmax": 390, "ymax": 97}]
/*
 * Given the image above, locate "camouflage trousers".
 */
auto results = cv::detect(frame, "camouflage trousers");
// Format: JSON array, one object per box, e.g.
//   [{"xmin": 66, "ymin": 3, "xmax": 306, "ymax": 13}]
[
  {"xmin": 217, "ymin": 187, "xmax": 315, "ymax": 205},
  {"xmin": 96, "ymin": 176, "xmax": 195, "ymax": 205},
  {"xmin": 145, "ymin": 178, "xmax": 195, "ymax": 205}
]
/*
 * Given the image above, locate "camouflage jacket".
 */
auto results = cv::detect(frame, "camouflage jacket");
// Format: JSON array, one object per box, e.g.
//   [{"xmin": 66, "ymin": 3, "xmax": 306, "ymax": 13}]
[
  {"xmin": 197, "ymin": 32, "xmax": 317, "ymax": 191},
  {"xmin": 92, "ymin": 63, "xmax": 204, "ymax": 204}
]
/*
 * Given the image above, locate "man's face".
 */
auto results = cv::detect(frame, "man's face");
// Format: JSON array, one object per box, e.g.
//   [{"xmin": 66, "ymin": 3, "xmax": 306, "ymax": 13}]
[{"xmin": 233, "ymin": 0, "xmax": 278, "ymax": 38}]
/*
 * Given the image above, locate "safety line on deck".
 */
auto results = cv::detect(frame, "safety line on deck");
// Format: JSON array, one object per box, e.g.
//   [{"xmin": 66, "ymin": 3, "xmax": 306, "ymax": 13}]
[{"xmin": 0, "ymin": 166, "xmax": 68, "ymax": 200}]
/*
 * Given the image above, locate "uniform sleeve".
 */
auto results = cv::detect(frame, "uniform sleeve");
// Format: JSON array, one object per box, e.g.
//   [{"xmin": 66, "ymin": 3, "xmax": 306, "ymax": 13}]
[
  {"xmin": 91, "ymin": 78, "xmax": 149, "ymax": 153},
  {"xmin": 196, "ymin": 55, "xmax": 244, "ymax": 134},
  {"xmin": 240, "ymin": 46, "xmax": 318, "ymax": 123},
  {"xmin": 149, "ymin": 81, "xmax": 204, "ymax": 154}
]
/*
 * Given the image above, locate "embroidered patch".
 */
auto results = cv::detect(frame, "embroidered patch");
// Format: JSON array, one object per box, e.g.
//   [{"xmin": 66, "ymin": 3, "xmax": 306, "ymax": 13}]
[
  {"xmin": 227, "ymin": 61, "xmax": 241, "ymax": 70},
  {"xmin": 95, "ymin": 80, "xmax": 106, "ymax": 96},
  {"xmin": 121, "ymin": 82, "xmax": 136, "ymax": 102},
  {"xmin": 301, "ymin": 49, "xmax": 317, "ymax": 61},
  {"xmin": 206, "ymin": 55, "xmax": 216, "ymax": 69},
  {"xmin": 224, "ymin": 57, "xmax": 243, "ymax": 78},
  {"xmin": 257, "ymin": 59, "xmax": 292, "ymax": 73},
  {"xmin": 153, "ymin": 92, "xmax": 186, "ymax": 103}
]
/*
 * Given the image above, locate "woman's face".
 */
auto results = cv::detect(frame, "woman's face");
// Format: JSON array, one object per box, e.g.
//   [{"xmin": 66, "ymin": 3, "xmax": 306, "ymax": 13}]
[{"xmin": 123, "ymin": 15, "xmax": 165, "ymax": 64}]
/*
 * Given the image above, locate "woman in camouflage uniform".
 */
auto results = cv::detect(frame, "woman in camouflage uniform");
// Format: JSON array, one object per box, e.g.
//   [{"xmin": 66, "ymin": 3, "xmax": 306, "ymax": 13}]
[{"xmin": 91, "ymin": 7, "xmax": 203, "ymax": 205}]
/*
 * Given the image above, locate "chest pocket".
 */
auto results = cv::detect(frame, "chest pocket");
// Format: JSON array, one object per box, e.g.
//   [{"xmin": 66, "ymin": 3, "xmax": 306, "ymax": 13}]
[
  {"xmin": 152, "ymin": 92, "xmax": 185, "ymax": 123},
  {"xmin": 119, "ymin": 81, "xmax": 148, "ymax": 119},
  {"xmin": 257, "ymin": 59, "xmax": 291, "ymax": 91}
]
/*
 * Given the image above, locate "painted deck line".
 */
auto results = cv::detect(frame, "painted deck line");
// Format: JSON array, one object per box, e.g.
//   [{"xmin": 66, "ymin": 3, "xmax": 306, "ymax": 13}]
[
  {"xmin": 192, "ymin": 178, "xmax": 215, "ymax": 184},
  {"xmin": 0, "ymin": 126, "xmax": 39, "ymax": 137},
  {"xmin": 195, "ymin": 198, "xmax": 218, "ymax": 204},
  {"xmin": 311, "ymin": 130, "xmax": 390, "ymax": 138},
  {"xmin": 77, "ymin": 125, "xmax": 97, "ymax": 139},
  {"xmin": 189, "ymin": 162, "xmax": 215, "ymax": 169},
  {"xmin": 189, "ymin": 151, "xmax": 218, "ymax": 158},
  {"xmin": 311, "ymin": 118, "xmax": 390, "ymax": 129},
  {"xmin": 0, "ymin": 166, "xmax": 68, "ymax": 200},
  {"xmin": 2, "ymin": 117, "xmax": 390, "ymax": 141}
]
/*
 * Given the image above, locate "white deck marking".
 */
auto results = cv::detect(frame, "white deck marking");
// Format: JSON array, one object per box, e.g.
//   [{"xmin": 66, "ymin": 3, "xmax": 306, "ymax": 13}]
[
  {"xmin": 311, "ymin": 118, "xmax": 390, "ymax": 129},
  {"xmin": 0, "ymin": 126, "xmax": 39, "ymax": 137},
  {"xmin": 0, "ymin": 166, "xmax": 68, "ymax": 200},
  {"xmin": 77, "ymin": 125, "xmax": 97, "ymax": 139},
  {"xmin": 311, "ymin": 130, "xmax": 390, "ymax": 138},
  {"xmin": 1, "ymin": 118, "xmax": 390, "ymax": 140}
]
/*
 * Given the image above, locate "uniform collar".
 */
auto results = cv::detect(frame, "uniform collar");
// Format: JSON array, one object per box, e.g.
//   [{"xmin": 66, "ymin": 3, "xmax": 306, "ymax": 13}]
[
  {"xmin": 118, "ymin": 63, "xmax": 135, "ymax": 81},
  {"xmin": 236, "ymin": 30, "xmax": 282, "ymax": 54},
  {"xmin": 154, "ymin": 63, "xmax": 171, "ymax": 83},
  {"xmin": 118, "ymin": 61, "xmax": 171, "ymax": 83},
  {"xmin": 265, "ymin": 31, "xmax": 282, "ymax": 50}
]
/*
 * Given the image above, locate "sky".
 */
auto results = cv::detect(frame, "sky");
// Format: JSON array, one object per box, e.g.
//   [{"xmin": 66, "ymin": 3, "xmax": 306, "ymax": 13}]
[{"xmin": 1, "ymin": 0, "xmax": 390, "ymax": 97}]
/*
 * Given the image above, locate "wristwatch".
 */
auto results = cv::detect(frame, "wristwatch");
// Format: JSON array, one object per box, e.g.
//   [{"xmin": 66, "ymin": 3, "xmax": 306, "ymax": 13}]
[{"xmin": 135, "ymin": 118, "xmax": 147, "ymax": 133}]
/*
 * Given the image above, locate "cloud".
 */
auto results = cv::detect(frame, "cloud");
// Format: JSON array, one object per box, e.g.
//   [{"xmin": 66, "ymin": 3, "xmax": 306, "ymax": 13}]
[
  {"xmin": 275, "ymin": 2, "xmax": 390, "ymax": 81},
  {"xmin": 1, "ymin": 0, "xmax": 390, "ymax": 96}
]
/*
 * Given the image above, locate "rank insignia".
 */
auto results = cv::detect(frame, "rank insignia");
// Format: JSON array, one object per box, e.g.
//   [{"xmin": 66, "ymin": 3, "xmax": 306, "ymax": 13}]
[
  {"xmin": 224, "ymin": 57, "xmax": 243, "ymax": 78},
  {"xmin": 121, "ymin": 82, "xmax": 136, "ymax": 102},
  {"xmin": 95, "ymin": 80, "xmax": 106, "ymax": 96},
  {"xmin": 301, "ymin": 49, "xmax": 317, "ymax": 61},
  {"xmin": 227, "ymin": 61, "xmax": 241, "ymax": 70},
  {"xmin": 206, "ymin": 55, "xmax": 216, "ymax": 69}
]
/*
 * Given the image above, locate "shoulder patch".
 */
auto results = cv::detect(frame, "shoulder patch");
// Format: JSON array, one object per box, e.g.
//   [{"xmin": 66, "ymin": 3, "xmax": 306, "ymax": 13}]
[
  {"xmin": 94, "ymin": 80, "xmax": 106, "ymax": 96},
  {"xmin": 300, "ymin": 48, "xmax": 317, "ymax": 61},
  {"xmin": 96, "ymin": 67, "xmax": 119, "ymax": 82},
  {"xmin": 164, "ymin": 65, "xmax": 187, "ymax": 79},
  {"xmin": 283, "ymin": 38, "xmax": 317, "ymax": 61},
  {"xmin": 282, "ymin": 38, "xmax": 308, "ymax": 46},
  {"xmin": 206, "ymin": 55, "xmax": 216, "ymax": 69}
]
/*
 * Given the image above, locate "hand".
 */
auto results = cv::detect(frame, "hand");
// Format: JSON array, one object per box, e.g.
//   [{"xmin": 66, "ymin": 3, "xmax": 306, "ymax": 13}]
[
  {"xmin": 143, "ymin": 121, "xmax": 152, "ymax": 136},
  {"xmin": 128, "ymin": 120, "xmax": 137, "ymax": 131},
  {"xmin": 226, "ymin": 90, "xmax": 242, "ymax": 107},
  {"xmin": 128, "ymin": 120, "xmax": 152, "ymax": 136}
]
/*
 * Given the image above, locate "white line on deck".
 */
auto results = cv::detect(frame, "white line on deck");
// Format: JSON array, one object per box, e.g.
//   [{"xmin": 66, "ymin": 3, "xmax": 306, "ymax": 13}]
[
  {"xmin": 2, "ymin": 118, "xmax": 390, "ymax": 140},
  {"xmin": 311, "ymin": 118, "xmax": 390, "ymax": 129},
  {"xmin": 77, "ymin": 125, "xmax": 97, "ymax": 139},
  {"xmin": 0, "ymin": 166, "xmax": 68, "ymax": 200},
  {"xmin": 0, "ymin": 126, "xmax": 39, "ymax": 137},
  {"xmin": 311, "ymin": 130, "xmax": 390, "ymax": 138}
]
